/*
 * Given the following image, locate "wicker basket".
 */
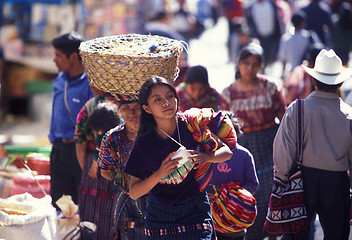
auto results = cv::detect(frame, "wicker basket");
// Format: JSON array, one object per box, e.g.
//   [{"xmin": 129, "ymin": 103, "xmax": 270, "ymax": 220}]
[{"xmin": 79, "ymin": 34, "xmax": 183, "ymax": 100}]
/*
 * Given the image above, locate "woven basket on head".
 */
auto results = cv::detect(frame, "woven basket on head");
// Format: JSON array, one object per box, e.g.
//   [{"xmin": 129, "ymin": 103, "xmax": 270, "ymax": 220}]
[{"xmin": 79, "ymin": 34, "xmax": 183, "ymax": 101}]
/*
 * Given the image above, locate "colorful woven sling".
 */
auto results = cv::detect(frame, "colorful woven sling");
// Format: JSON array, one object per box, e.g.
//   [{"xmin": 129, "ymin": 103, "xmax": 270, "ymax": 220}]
[
  {"xmin": 211, "ymin": 182, "xmax": 257, "ymax": 233},
  {"xmin": 160, "ymin": 108, "xmax": 237, "ymax": 191}
]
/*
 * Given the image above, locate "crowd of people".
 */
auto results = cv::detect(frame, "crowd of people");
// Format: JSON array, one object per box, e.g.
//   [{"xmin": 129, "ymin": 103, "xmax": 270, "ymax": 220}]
[{"xmin": 47, "ymin": 0, "xmax": 352, "ymax": 238}]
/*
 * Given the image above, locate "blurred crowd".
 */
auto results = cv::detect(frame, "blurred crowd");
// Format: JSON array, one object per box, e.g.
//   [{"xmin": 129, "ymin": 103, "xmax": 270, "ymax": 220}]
[{"xmin": 144, "ymin": 0, "xmax": 352, "ymax": 103}]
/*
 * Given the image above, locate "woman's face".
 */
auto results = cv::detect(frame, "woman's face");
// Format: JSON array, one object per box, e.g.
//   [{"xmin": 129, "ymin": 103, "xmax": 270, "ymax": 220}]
[
  {"xmin": 143, "ymin": 85, "xmax": 178, "ymax": 120},
  {"xmin": 119, "ymin": 102, "xmax": 140, "ymax": 130},
  {"xmin": 186, "ymin": 82, "xmax": 207, "ymax": 101},
  {"xmin": 238, "ymin": 55, "xmax": 261, "ymax": 80}
]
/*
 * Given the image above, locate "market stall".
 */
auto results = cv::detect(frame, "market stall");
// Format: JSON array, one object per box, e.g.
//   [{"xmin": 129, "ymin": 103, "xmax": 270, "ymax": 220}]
[{"xmin": 0, "ymin": 0, "xmax": 152, "ymax": 120}]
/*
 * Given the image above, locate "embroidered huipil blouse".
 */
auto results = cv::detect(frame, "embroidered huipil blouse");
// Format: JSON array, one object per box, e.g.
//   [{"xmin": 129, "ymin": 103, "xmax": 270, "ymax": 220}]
[{"xmin": 221, "ymin": 76, "xmax": 286, "ymax": 131}]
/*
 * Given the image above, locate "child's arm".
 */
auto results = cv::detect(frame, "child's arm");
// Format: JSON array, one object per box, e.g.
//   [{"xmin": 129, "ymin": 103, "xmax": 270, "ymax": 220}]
[
  {"xmin": 128, "ymin": 152, "xmax": 179, "ymax": 200},
  {"xmin": 191, "ymin": 132, "xmax": 233, "ymax": 169}
]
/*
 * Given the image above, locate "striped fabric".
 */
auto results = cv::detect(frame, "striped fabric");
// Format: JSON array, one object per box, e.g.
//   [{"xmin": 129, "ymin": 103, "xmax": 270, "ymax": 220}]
[
  {"xmin": 237, "ymin": 125, "xmax": 277, "ymax": 240},
  {"xmin": 145, "ymin": 223, "xmax": 212, "ymax": 236},
  {"xmin": 183, "ymin": 108, "xmax": 237, "ymax": 192},
  {"xmin": 211, "ymin": 182, "xmax": 257, "ymax": 233},
  {"xmin": 183, "ymin": 108, "xmax": 237, "ymax": 153},
  {"xmin": 98, "ymin": 124, "xmax": 132, "ymax": 193},
  {"xmin": 144, "ymin": 193, "xmax": 213, "ymax": 239},
  {"xmin": 160, "ymin": 158, "xmax": 195, "ymax": 184},
  {"xmin": 160, "ymin": 108, "xmax": 237, "ymax": 189},
  {"xmin": 78, "ymin": 153, "xmax": 116, "ymax": 240}
]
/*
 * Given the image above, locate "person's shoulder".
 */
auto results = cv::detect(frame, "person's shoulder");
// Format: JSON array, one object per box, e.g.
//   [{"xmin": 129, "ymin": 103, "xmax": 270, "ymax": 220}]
[
  {"xmin": 86, "ymin": 96, "xmax": 99, "ymax": 105},
  {"xmin": 340, "ymin": 99, "xmax": 352, "ymax": 119},
  {"xmin": 280, "ymin": 32, "xmax": 293, "ymax": 42},
  {"xmin": 207, "ymin": 87, "xmax": 220, "ymax": 96},
  {"xmin": 222, "ymin": 82, "xmax": 236, "ymax": 93},
  {"xmin": 54, "ymin": 72, "xmax": 67, "ymax": 84},
  {"xmin": 80, "ymin": 72, "xmax": 90, "ymax": 84},
  {"xmin": 258, "ymin": 74, "xmax": 282, "ymax": 90},
  {"xmin": 176, "ymin": 82, "xmax": 186, "ymax": 94},
  {"xmin": 103, "ymin": 124, "xmax": 125, "ymax": 142},
  {"xmin": 235, "ymin": 144, "xmax": 253, "ymax": 158},
  {"xmin": 285, "ymin": 99, "xmax": 299, "ymax": 116},
  {"xmin": 135, "ymin": 129, "xmax": 155, "ymax": 143},
  {"xmin": 57, "ymin": 72, "xmax": 65, "ymax": 78}
]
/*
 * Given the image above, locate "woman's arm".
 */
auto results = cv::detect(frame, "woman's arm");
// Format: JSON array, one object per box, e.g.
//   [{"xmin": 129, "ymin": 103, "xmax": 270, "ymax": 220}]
[
  {"xmin": 75, "ymin": 142, "xmax": 88, "ymax": 169},
  {"xmin": 128, "ymin": 152, "xmax": 179, "ymax": 200},
  {"xmin": 191, "ymin": 132, "xmax": 233, "ymax": 169}
]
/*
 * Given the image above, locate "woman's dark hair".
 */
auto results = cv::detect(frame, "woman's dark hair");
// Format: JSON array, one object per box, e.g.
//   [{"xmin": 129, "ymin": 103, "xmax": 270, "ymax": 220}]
[
  {"xmin": 138, "ymin": 76, "xmax": 179, "ymax": 136},
  {"xmin": 314, "ymin": 79, "xmax": 341, "ymax": 92},
  {"xmin": 224, "ymin": 111, "xmax": 244, "ymax": 137},
  {"xmin": 52, "ymin": 32, "xmax": 83, "ymax": 60},
  {"xmin": 235, "ymin": 43, "xmax": 264, "ymax": 79},
  {"xmin": 185, "ymin": 65, "xmax": 209, "ymax": 87},
  {"xmin": 87, "ymin": 102, "xmax": 120, "ymax": 133}
]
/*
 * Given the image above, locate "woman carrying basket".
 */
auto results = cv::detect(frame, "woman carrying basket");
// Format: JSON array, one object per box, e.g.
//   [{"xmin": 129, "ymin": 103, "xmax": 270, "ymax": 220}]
[
  {"xmin": 98, "ymin": 95, "xmax": 148, "ymax": 240},
  {"xmin": 124, "ymin": 76, "xmax": 233, "ymax": 239}
]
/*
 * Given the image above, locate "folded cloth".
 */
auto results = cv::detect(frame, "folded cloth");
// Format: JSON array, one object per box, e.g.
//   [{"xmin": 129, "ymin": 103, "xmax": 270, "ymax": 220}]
[{"xmin": 160, "ymin": 108, "xmax": 237, "ymax": 190}]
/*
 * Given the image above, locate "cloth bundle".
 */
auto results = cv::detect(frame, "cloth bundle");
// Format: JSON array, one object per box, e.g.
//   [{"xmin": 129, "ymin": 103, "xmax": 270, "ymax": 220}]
[
  {"xmin": 160, "ymin": 108, "xmax": 237, "ymax": 191},
  {"xmin": 211, "ymin": 182, "xmax": 257, "ymax": 233}
]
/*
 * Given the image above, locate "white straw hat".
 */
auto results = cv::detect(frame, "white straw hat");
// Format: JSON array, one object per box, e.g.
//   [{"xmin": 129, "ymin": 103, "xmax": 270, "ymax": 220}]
[{"xmin": 302, "ymin": 49, "xmax": 352, "ymax": 85}]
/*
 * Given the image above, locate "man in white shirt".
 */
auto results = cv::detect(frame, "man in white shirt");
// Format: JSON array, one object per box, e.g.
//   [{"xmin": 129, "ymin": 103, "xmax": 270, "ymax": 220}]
[
  {"xmin": 245, "ymin": 0, "xmax": 282, "ymax": 68},
  {"xmin": 278, "ymin": 11, "xmax": 322, "ymax": 78}
]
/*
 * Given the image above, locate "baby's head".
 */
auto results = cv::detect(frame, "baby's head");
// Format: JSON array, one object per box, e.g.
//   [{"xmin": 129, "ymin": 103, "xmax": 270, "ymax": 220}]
[{"xmin": 87, "ymin": 101, "xmax": 120, "ymax": 134}]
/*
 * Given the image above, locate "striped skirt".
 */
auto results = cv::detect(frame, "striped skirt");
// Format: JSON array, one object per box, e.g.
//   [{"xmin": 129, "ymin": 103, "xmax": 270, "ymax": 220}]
[
  {"xmin": 237, "ymin": 125, "xmax": 278, "ymax": 240},
  {"xmin": 145, "ymin": 191, "xmax": 214, "ymax": 240},
  {"xmin": 78, "ymin": 152, "xmax": 117, "ymax": 240},
  {"xmin": 113, "ymin": 191, "xmax": 148, "ymax": 240}
]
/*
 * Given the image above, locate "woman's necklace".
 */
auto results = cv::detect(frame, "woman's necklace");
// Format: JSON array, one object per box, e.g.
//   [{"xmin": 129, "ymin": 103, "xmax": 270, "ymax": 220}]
[
  {"xmin": 157, "ymin": 120, "xmax": 183, "ymax": 147},
  {"xmin": 126, "ymin": 127, "xmax": 137, "ymax": 143}
]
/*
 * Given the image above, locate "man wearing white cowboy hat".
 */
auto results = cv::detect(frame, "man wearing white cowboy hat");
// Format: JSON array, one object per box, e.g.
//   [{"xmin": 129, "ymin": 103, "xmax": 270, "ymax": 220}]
[{"xmin": 273, "ymin": 49, "xmax": 352, "ymax": 239}]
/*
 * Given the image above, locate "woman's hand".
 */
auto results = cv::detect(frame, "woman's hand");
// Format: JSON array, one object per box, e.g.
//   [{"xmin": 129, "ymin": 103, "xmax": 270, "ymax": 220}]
[
  {"xmin": 189, "ymin": 150, "xmax": 212, "ymax": 169},
  {"xmin": 88, "ymin": 161, "xmax": 98, "ymax": 179},
  {"xmin": 129, "ymin": 151, "xmax": 179, "ymax": 200},
  {"xmin": 189, "ymin": 132, "xmax": 233, "ymax": 169},
  {"xmin": 155, "ymin": 152, "xmax": 180, "ymax": 178}
]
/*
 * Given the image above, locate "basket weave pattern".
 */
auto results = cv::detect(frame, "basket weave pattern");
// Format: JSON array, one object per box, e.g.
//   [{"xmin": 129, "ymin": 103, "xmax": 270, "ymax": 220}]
[{"xmin": 79, "ymin": 34, "xmax": 183, "ymax": 99}]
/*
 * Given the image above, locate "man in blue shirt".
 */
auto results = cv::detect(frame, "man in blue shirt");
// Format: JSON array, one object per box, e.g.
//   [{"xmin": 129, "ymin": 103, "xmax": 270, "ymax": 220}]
[{"xmin": 49, "ymin": 32, "xmax": 94, "ymax": 209}]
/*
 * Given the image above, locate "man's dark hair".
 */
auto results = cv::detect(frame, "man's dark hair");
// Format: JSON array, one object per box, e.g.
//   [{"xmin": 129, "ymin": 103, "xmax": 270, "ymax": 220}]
[
  {"xmin": 314, "ymin": 79, "xmax": 341, "ymax": 92},
  {"xmin": 52, "ymin": 32, "xmax": 83, "ymax": 60},
  {"xmin": 291, "ymin": 11, "xmax": 307, "ymax": 28},
  {"xmin": 185, "ymin": 65, "xmax": 209, "ymax": 86}
]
